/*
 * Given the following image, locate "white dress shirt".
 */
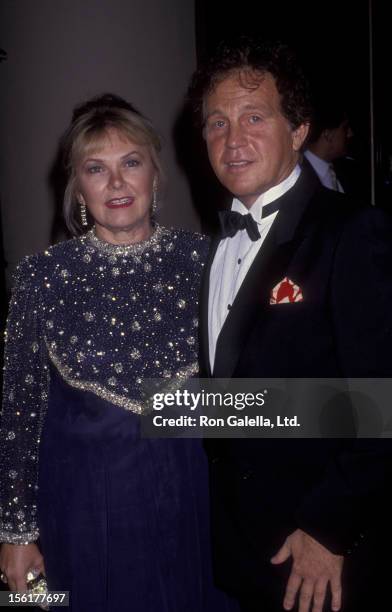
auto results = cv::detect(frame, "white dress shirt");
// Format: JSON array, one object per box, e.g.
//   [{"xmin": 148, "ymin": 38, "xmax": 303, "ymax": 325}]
[
  {"xmin": 208, "ymin": 165, "xmax": 301, "ymax": 371},
  {"xmin": 304, "ymin": 150, "xmax": 344, "ymax": 193}
]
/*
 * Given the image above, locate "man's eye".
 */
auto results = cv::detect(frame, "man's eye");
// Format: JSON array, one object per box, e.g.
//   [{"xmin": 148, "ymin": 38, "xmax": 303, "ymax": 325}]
[
  {"xmin": 249, "ymin": 115, "xmax": 262, "ymax": 124},
  {"xmin": 207, "ymin": 119, "xmax": 226, "ymax": 130}
]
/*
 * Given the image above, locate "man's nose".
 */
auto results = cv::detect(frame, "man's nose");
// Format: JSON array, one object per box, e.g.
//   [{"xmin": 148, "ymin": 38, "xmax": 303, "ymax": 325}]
[{"xmin": 226, "ymin": 122, "xmax": 247, "ymax": 148}]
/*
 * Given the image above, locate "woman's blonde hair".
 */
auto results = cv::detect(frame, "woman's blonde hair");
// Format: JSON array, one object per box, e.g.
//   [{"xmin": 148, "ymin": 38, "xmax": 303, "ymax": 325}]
[{"xmin": 62, "ymin": 94, "xmax": 164, "ymax": 235}]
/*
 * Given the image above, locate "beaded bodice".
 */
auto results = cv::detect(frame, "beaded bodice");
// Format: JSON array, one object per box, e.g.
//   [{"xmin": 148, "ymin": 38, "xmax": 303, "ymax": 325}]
[{"xmin": 0, "ymin": 226, "xmax": 208, "ymax": 543}]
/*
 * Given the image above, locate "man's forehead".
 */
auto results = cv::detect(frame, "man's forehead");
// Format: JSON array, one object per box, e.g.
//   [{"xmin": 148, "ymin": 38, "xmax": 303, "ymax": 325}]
[{"xmin": 204, "ymin": 69, "xmax": 280, "ymax": 112}]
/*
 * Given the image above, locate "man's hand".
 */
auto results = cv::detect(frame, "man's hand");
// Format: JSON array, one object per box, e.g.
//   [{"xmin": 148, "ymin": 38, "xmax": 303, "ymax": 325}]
[{"xmin": 270, "ymin": 529, "xmax": 344, "ymax": 612}]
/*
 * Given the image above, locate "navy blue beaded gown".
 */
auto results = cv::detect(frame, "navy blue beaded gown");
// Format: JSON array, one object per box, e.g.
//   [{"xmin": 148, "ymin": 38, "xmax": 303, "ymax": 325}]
[{"xmin": 0, "ymin": 226, "xmax": 237, "ymax": 612}]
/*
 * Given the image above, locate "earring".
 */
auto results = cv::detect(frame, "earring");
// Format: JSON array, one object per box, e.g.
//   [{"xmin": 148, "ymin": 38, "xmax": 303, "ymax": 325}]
[
  {"xmin": 151, "ymin": 179, "xmax": 158, "ymax": 216},
  {"xmin": 79, "ymin": 199, "xmax": 88, "ymax": 227}
]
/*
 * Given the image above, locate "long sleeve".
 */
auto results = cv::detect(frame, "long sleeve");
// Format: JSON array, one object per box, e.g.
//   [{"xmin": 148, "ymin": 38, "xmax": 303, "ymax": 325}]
[
  {"xmin": 332, "ymin": 207, "xmax": 392, "ymax": 377},
  {"xmin": 0, "ymin": 255, "xmax": 49, "ymax": 544},
  {"xmin": 296, "ymin": 208, "xmax": 392, "ymax": 554}
]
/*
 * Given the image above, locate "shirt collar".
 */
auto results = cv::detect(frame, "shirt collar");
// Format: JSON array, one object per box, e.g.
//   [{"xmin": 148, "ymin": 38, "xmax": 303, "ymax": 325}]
[
  {"xmin": 231, "ymin": 164, "xmax": 301, "ymax": 224},
  {"xmin": 304, "ymin": 149, "xmax": 331, "ymax": 179}
]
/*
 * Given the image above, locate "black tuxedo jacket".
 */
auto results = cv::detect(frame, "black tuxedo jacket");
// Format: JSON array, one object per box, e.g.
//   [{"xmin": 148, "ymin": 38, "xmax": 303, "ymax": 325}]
[{"xmin": 199, "ymin": 167, "xmax": 392, "ymax": 597}]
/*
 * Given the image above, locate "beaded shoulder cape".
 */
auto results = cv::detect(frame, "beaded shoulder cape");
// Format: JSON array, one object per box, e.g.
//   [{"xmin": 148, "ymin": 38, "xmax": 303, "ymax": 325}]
[{"xmin": 0, "ymin": 226, "xmax": 208, "ymax": 544}]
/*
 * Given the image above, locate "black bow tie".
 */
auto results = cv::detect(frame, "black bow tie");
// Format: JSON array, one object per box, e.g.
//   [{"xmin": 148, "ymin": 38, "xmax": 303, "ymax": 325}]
[
  {"xmin": 219, "ymin": 210, "xmax": 260, "ymax": 241},
  {"xmin": 219, "ymin": 200, "xmax": 280, "ymax": 242}
]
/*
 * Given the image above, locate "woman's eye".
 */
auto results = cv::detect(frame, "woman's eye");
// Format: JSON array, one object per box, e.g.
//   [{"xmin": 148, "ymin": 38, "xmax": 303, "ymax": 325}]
[
  {"xmin": 87, "ymin": 165, "xmax": 103, "ymax": 174},
  {"xmin": 125, "ymin": 159, "xmax": 140, "ymax": 168}
]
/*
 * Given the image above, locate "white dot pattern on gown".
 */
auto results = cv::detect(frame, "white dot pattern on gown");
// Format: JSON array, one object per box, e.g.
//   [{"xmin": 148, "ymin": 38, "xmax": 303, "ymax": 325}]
[{"xmin": 0, "ymin": 225, "xmax": 209, "ymax": 544}]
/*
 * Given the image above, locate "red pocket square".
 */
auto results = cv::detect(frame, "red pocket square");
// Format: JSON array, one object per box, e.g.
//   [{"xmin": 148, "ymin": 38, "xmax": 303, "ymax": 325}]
[{"xmin": 270, "ymin": 277, "xmax": 303, "ymax": 304}]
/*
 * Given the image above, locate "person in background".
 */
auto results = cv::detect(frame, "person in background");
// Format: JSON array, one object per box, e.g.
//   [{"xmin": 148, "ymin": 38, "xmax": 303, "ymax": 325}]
[{"xmin": 303, "ymin": 95, "xmax": 367, "ymax": 202}]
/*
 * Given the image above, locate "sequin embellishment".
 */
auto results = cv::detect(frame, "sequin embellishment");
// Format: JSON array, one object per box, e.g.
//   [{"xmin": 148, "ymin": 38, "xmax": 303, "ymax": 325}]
[{"xmin": 0, "ymin": 227, "xmax": 209, "ymax": 544}]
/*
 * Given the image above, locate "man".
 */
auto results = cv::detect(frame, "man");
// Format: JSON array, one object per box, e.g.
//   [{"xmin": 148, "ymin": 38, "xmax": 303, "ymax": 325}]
[
  {"xmin": 303, "ymin": 96, "xmax": 365, "ymax": 201},
  {"xmin": 189, "ymin": 38, "xmax": 392, "ymax": 612}
]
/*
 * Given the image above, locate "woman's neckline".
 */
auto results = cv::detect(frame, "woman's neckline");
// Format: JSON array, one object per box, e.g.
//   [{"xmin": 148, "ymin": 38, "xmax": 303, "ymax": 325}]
[{"xmin": 85, "ymin": 224, "xmax": 166, "ymax": 256}]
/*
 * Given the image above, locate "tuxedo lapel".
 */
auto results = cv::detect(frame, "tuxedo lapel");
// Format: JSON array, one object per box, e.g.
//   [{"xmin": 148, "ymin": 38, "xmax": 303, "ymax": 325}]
[
  {"xmin": 212, "ymin": 167, "xmax": 321, "ymax": 378},
  {"xmin": 199, "ymin": 236, "xmax": 220, "ymax": 377}
]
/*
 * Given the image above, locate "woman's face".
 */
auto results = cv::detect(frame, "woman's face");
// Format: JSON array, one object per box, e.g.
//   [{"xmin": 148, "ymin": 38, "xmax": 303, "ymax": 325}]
[{"xmin": 75, "ymin": 127, "xmax": 157, "ymax": 243}]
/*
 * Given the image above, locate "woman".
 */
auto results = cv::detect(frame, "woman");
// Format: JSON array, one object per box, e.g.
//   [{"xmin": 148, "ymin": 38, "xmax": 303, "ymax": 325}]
[{"xmin": 0, "ymin": 95, "xmax": 234, "ymax": 611}]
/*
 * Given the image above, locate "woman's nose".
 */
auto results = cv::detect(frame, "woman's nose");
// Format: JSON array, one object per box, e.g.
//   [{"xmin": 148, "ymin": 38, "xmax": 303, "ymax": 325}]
[{"xmin": 109, "ymin": 169, "xmax": 124, "ymax": 189}]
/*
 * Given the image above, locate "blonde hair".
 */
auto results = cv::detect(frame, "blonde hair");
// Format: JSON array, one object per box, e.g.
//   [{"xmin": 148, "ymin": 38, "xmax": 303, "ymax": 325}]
[{"xmin": 63, "ymin": 97, "xmax": 164, "ymax": 235}]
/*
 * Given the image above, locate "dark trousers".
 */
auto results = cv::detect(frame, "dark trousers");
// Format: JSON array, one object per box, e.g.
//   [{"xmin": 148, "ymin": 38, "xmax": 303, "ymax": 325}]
[
  {"xmin": 237, "ymin": 570, "xmax": 383, "ymax": 612},
  {"xmin": 226, "ymin": 525, "xmax": 390, "ymax": 612},
  {"xmin": 239, "ymin": 597, "xmax": 283, "ymax": 612}
]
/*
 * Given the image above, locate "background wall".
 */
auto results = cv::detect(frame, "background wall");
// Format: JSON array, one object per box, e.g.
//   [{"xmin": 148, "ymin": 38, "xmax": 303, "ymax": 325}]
[{"xmin": 0, "ymin": 0, "xmax": 198, "ymax": 287}]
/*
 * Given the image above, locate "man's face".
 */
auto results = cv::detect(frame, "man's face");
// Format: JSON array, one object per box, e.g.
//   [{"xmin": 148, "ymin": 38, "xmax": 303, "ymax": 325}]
[
  {"xmin": 203, "ymin": 71, "xmax": 308, "ymax": 208},
  {"xmin": 328, "ymin": 119, "xmax": 353, "ymax": 161}
]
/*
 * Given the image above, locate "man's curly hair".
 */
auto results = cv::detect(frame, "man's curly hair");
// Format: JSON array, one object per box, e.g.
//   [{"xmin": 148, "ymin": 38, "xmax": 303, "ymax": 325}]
[{"xmin": 189, "ymin": 36, "xmax": 312, "ymax": 130}]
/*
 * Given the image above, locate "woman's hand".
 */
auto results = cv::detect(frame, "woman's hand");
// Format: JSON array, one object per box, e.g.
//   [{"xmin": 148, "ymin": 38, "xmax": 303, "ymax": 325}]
[{"xmin": 0, "ymin": 542, "xmax": 45, "ymax": 592}]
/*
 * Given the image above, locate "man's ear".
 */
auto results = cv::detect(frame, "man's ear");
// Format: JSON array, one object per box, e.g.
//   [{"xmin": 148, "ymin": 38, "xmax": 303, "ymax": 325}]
[
  {"xmin": 292, "ymin": 122, "xmax": 310, "ymax": 151},
  {"xmin": 323, "ymin": 128, "xmax": 333, "ymax": 143}
]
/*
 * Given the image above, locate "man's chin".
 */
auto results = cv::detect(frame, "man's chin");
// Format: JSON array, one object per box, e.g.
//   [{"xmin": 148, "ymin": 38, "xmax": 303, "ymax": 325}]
[{"xmin": 229, "ymin": 185, "xmax": 265, "ymax": 208}]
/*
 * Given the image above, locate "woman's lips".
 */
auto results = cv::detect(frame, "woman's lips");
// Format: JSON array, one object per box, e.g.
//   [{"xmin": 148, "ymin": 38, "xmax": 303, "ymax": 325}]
[{"xmin": 105, "ymin": 197, "xmax": 134, "ymax": 209}]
